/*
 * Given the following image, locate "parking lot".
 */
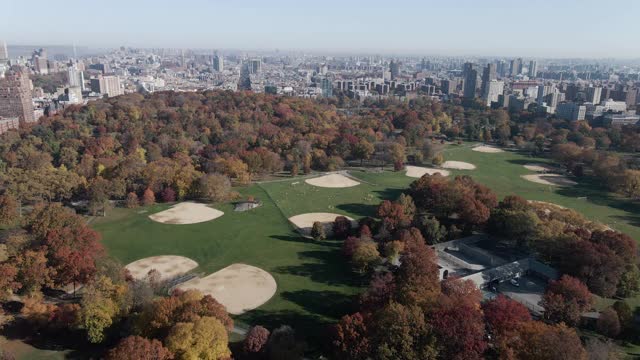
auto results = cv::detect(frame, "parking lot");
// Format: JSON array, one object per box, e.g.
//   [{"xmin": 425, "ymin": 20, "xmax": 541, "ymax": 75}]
[{"xmin": 497, "ymin": 275, "xmax": 548, "ymax": 315}]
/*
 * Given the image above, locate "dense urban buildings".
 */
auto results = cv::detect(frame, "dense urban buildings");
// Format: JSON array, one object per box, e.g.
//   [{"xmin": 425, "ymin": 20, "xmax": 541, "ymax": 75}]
[{"xmin": 0, "ymin": 67, "xmax": 35, "ymax": 122}]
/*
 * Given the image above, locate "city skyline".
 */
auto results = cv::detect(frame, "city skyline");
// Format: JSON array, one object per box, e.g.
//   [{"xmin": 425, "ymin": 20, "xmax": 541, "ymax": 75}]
[{"xmin": 3, "ymin": 0, "xmax": 640, "ymax": 58}]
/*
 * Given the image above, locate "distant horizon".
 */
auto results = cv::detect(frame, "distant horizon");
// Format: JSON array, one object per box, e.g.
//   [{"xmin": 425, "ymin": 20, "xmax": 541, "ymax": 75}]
[
  {"xmin": 5, "ymin": 43, "xmax": 640, "ymax": 61},
  {"xmin": 3, "ymin": 0, "xmax": 640, "ymax": 59}
]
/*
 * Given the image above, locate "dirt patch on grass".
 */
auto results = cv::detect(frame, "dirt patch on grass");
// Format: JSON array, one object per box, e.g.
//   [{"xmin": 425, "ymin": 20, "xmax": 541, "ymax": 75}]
[
  {"xmin": 524, "ymin": 163, "xmax": 555, "ymax": 172},
  {"xmin": 472, "ymin": 145, "xmax": 504, "ymax": 153},
  {"xmin": 405, "ymin": 166, "xmax": 450, "ymax": 178},
  {"xmin": 521, "ymin": 174, "xmax": 577, "ymax": 186},
  {"xmin": 305, "ymin": 173, "xmax": 360, "ymax": 188},
  {"xmin": 175, "ymin": 263, "xmax": 276, "ymax": 315},
  {"xmin": 149, "ymin": 202, "xmax": 223, "ymax": 224},
  {"xmin": 442, "ymin": 161, "xmax": 476, "ymax": 170},
  {"xmin": 288, "ymin": 212, "xmax": 356, "ymax": 236},
  {"xmin": 125, "ymin": 255, "xmax": 198, "ymax": 280}
]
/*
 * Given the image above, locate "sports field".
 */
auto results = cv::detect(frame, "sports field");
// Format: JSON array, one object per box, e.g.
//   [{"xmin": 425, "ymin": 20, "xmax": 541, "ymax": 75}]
[{"xmin": 92, "ymin": 143, "xmax": 640, "ymax": 348}]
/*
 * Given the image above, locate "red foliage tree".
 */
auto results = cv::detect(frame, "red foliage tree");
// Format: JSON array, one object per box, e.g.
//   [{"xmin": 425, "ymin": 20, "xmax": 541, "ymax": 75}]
[
  {"xmin": 0, "ymin": 263, "xmax": 21, "ymax": 300},
  {"xmin": 332, "ymin": 312, "xmax": 370, "ymax": 360},
  {"xmin": 482, "ymin": 295, "xmax": 531, "ymax": 339},
  {"xmin": 44, "ymin": 222, "xmax": 104, "ymax": 287},
  {"xmin": 160, "ymin": 187, "xmax": 176, "ymax": 203},
  {"xmin": 359, "ymin": 224, "xmax": 372, "ymax": 239},
  {"xmin": 342, "ymin": 236, "xmax": 361, "ymax": 258},
  {"xmin": 510, "ymin": 322, "xmax": 587, "ymax": 360},
  {"xmin": 541, "ymin": 275, "xmax": 593, "ymax": 326},
  {"xmin": 395, "ymin": 228, "xmax": 440, "ymax": 306},
  {"xmin": 243, "ymin": 325, "xmax": 270, "ymax": 356},
  {"xmin": 377, "ymin": 200, "xmax": 409, "ymax": 232},
  {"xmin": 332, "ymin": 216, "xmax": 352, "ymax": 240},
  {"xmin": 142, "ymin": 188, "xmax": 155, "ymax": 206},
  {"xmin": 106, "ymin": 336, "xmax": 174, "ymax": 360},
  {"xmin": 360, "ymin": 272, "xmax": 396, "ymax": 311},
  {"xmin": 596, "ymin": 308, "xmax": 621, "ymax": 338}
]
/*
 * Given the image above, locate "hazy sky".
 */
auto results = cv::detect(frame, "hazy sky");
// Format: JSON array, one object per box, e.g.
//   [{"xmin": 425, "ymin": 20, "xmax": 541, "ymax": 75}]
[{"xmin": 2, "ymin": 0, "xmax": 639, "ymax": 57}]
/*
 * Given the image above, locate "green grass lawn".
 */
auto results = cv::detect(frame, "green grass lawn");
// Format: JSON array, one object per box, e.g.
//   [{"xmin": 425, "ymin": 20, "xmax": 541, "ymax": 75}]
[{"xmin": 91, "ymin": 142, "xmax": 640, "ymax": 350}]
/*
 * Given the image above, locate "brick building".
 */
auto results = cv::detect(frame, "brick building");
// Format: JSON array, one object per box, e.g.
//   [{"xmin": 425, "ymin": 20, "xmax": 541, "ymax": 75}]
[{"xmin": 0, "ymin": 68, "xmax": 35, "ymax": 123}]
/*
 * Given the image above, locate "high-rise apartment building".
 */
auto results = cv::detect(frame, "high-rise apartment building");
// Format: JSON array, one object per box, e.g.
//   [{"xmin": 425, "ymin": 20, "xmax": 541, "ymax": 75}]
[
  {"xmin": 68, "ymin": 63, "xmax": 85, "ymax": 91},
  {"xmin": 463, "ymin": 62, "xmax": 478, "ymax": 99},
  {"xmin": 0, "ymin": 67, "xmax": 35, "ymax": 123},
  {"xmin": 586, "ymin": 86, "xmax": 602, "ymax": 105},
  {"xmin": 481, "ymin": 63, "xmax": 496, "ymax": 96},
  {"xmin": 213, "ymin": 54, "xmax": 224, "ymax": 72},
  {"xmin": 249, "ymin": 59, "xmax": 262, "ymax": 74},
  {"xmin": 556, "ymin": 102, "xmax": 586, "ymax": 121},
  {"xmin": 90, "ymin": 75, "xmax": 123, "ymax": 97},
  {"xmin": 0, "ymin": 41, "xmax": 8, "ymax": 62},
  {"xmin": 32, "ymin": 48, "xmax": 48, "ymax": 75},
  {"xmin": 483, "ymin": 80, "xmax": 504, "ymax": 106},
  {"xmin": 389, "ymin": 60, "xmax": 400, "ymax": 80},
  {"xmin": 320, "ymin": 77, "xmax": 332, "ymax": 97},
  {"xmin": 528, "ymin": 60, "xmax": 537, "ymax": 78},
  {"xmin": 509, "ymin": 58, "xmax": 522, "ymax": 77}
]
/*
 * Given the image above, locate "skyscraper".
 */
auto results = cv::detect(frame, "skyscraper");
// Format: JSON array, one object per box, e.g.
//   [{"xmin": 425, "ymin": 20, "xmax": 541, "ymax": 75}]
[
  {"xmin": 389, "ymin": 60, "xmax": 400, "ymax": 80},
  {"xmin": 249, "ymin": 58, "xmax": 262, "ymax": 74},
  {"xmin": 213, "ymin": 54, "xmax": 224, "ymax": 72},
  {"xmin": 463, "ymin": 62, "xmax": 478, "ymax": 99},
  {"xmin": 528, "ymin": 60, "xmax": 538, "ymax": 78},
  {"xmin": 320, "ymin": 77, "xmax": 332, "ymax": 97},
  {"xmin": 509, "ymin": 58, "xmax": 522, "ymax": 77},
  {"xmin": 32, "ymin": 48, "xmax": 48, "ymax": 75},
  {"xmin": 0, "ymin": 67, "xmax": 35, "ymax": 123},
  {"xmin": 481, "ymin": 63, "xmax": 496, "ymax": 96},
  {"xmin": 68, "ymin": 63, "xmax": 85, "ymax": 91},
  {"xmin": 482, "ymin": 80, "xmax": 504, "ymax": 106},
  {"xmin": 0, "ymin": 41, "xmax": 8, "ymax": 63},
  {"xmin": 586, "ymin": 86, "xmax": 602, "ymax": 105}
]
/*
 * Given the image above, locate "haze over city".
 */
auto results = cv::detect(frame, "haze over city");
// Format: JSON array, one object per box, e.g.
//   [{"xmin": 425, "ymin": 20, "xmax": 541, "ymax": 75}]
[
  {"xmin": 3, "ymin": 0, "xmax": 640, "ymax": 57},
  {"xmin": 2, "ymin": 1, "xmax": 640, "ymax": 359}
]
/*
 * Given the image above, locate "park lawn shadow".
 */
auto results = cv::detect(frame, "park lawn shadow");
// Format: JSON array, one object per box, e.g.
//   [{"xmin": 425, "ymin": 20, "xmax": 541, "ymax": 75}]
[
  {"xmin": 506, "ymin": 158, "xmax": 555, "ymax": 166},
  {"xmin": 372, "ymin": 187, "xmax": 406, "ymax": 202},
  {"xmin": 556, "ymin": 177, "xmax": 640, "ymax": 214},
  {"xmin": 281, "ymin": 289, "xmax": 359, "ymax": 321},
  {"xmin": 273, "ymin": 250, "xmax": 364, "ymax": 287},
  {"xmin": 336, "ymin": 203, "xmax": 378, "ymax": 217}
]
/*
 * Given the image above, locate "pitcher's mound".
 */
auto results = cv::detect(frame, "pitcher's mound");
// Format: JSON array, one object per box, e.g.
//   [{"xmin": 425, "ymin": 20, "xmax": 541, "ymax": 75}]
[
  {"xmin": 442, "ymin": 161, "xmax": 476, "ymax": 170},
  {"xmin": 175, "ymin": 263, "xmax": 276, "ymax": 315},
  {"xmin": 126, "ymin": 255, "xmax": 198, "ymax": 281},
  {"xmin": 149, "ymin": 202, "xmax": 224, "ymax": 224},
  {"xmin": 521, "ymin": 174, "xmax": 577, "ymax": 186},
  {"xmin": 305, "ymin": 173, "xmax": 360, "ymax": 188},
  {"xmin": 524, "ymin": 163, "xmax": 554, "ymax": 172},
  {"xmin": 472, "ymin": 145, "xmax": 504, "ymax": 153},
  {"xmin": 405, "ymin": 166, "xmax": 450, "ymax": 178},
  {"xmin": 288, "ymin": 212, "xmax": 356, "ymax": 236}
]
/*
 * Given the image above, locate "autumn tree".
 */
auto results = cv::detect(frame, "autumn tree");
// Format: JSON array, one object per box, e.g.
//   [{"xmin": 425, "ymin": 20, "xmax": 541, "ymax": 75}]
[
  {"xmin": 0, "ymin": 193, "xmax": 19, "ymax": 226},
  {"xmin": 395, "ymin": 230, "xmax": 440, "ymax": 306},
  {"xmin": 142, "ymin": 188, "xmax": 155, "ymax": 206},
  {"xmin": 332, "ymin": 216, "xmax": 352, "ymax": 240},
  {"xmin": 13, "ymin": 249, "xmax": 53, "ymax": 295},
  {"xmin": 541, "ymin": 275, "xmax": 593, "ymax": 326},
  {"xmin": 510, "ymin": 322, "xmax": 587, "ymax": 360},
  {"xmin": 310, "ymin": 221, "xmax": 326, "ymax": 241},
  {"xmin": 79, "ymin": 276, "xmax": 128, "ymax": 343},
  {"xmin": 106, "ymin": 336, "xmax": 173, "ymax": 360},
  {"xmin": 198, "ymin": 173, "xmax": 234, "ymax": 202},
  {"xmin": 165, "ymin": 316, "xmax": 231, "ymax": 360},
  {"xmin": 377, "ymin": 200, "xmax": 410, "ymax": 232},
  {"xmin": 0, "ymin": 262, "xmax": 20, "ymax": 300},
  {"xmin": 596, "ymin": 308, "xmax": 621, "ymax": 338},
  {"xmin": 369, "ymin": 302, "xmax": 437, "ymax": 360},
  {"xmin": 125, "ymin": 192, "xmax": 139, "ymax": 208},
  {"xmin": 482, "ymin": 295, "xmax": 531, "ymax": 339},
  {"xmin": 332, "ymin": 312, "xmax": 370, "ymax": 360},
  {"xmin": 352, "ymin": 240, "xmax": 380, "ymax": 273},
  {"xmin": 243, "ymin": 325, "xmax": 270, "ymax": 357},
  {"xmin": 267, "ymin": 325, "xmax": 305, "ymax": 360}
]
